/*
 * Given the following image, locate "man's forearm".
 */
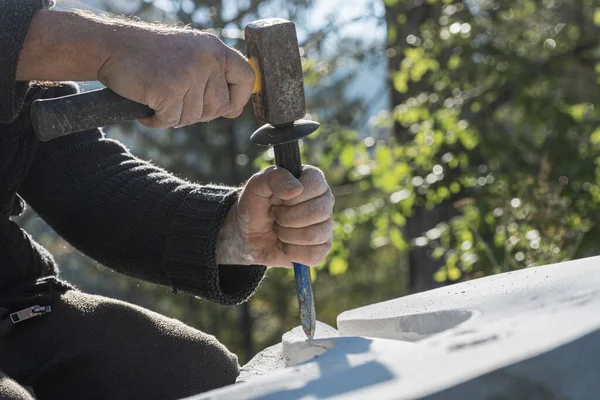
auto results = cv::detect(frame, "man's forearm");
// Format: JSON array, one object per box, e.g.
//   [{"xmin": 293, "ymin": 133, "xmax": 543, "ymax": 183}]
[{"xmin": 17, "ymin": 9, "xmax": 112, "ymax": 81}]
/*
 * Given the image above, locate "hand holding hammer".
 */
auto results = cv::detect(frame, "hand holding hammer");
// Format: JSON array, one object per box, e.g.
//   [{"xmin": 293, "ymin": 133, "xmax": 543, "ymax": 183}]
[{"xmin": 27, "ymin": 14, "xmax": 329, "ymax": 338}]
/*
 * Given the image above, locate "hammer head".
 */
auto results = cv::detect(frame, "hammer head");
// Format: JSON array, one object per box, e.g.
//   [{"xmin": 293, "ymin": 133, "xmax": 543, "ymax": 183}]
[{"xmin": 245, "ymin": 19, "xmax": 306, "ymax": 126}]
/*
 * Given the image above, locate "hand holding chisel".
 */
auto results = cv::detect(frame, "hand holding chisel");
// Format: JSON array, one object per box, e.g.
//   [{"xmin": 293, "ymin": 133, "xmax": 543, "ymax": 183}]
[
  {"xmin": 30, "ymin": 17, "xmax": 330, "ymax": 339},
  {"xmin": 244, "ymin": 19, "xmax": 323, "ymax": 338}
]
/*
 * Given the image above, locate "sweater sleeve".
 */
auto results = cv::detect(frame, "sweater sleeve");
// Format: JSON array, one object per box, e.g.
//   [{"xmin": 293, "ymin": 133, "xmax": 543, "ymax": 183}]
[
  {"xmin": 18, "ymin": 84, "xmax": 267, "ymax": 306},
  {"xmin": 0, "ymin": 0, "xmax": 54, "ymax": 124}
]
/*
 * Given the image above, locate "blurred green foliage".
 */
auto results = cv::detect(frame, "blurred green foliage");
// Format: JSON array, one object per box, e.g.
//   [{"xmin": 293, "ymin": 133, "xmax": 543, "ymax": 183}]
[
  {"xmin": 378, "ymin": 0, "xmax": 600, "ymax": 283},
  {"xmin": 19, "ymin": 0, "xmax": 600, "ymax": 364}
]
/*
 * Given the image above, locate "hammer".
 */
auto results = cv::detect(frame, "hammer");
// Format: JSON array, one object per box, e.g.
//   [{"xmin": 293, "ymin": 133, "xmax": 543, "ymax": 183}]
[
  {"xmin": 30, "ymin": 18, "xmax": 318, "ymax": 339},
  {"xmin": 244, "ymin": 19, "xmax": 319, "ymax": 339}
]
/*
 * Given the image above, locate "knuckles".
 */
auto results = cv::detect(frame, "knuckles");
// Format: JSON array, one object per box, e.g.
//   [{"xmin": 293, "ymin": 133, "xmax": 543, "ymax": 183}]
[
  {"xmin": 306, "ymin": 199, "xmax": 327, "ymax": 221},
  {"xmin": 257, "ymin": 165, "xmax": 279, "ymax": 184},
  {"xmin": 319, "ymin": 242, "xmax": 333, "ymax": 262},
  {"xmin": 302, "ymin": 252, "xmax": 321, "ymax": 266},
  {"xmin": 275, "ymin": 194, "xmax": 333, "ymax": 227},
  {"xmin": 103, "ymin": 27, "xmax": 244, "ymax": 129},
  {"xmin": 324, "ymin": 190, "xmax": 335, "ymax": 209},
  {"xmin": 319, "ymin": 219, "xmax": 335, "ymax": 242},
  {"xmin": 224, "ymin": 108, "xmax": 244, "ymax": 119},
  {"xmin": 153, "ymin": 31, "xmax": 232, "ymax": 125},
  {"xmin": 308, "ymin": 219, "xmax": 334, "ymax": 245},
  {"xmin": 302, "ymin": 242, "xmax": 332, "ymax": 265},
  {"xmin": 277, "ymin": 218, "xmax": 333, "ymax": 245},
  {"xmin": 245, "ymin": 166, "xmax": 277, "ymax": 197},
  {"xmin": 300, "ymin": 167, "xmax": 327, "ymax": 192}
]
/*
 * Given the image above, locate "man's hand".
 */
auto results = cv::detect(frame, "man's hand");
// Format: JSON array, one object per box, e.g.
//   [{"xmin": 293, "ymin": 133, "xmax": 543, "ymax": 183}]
[
  {"xmin": 217, "ymin": 166, "xmax": 335, "ymax": 268},
  {"xmin": 97, "ymin": 28, "xmax": 255, "ymax": 129},
  {"xmin": 17, "ymin": 10, "xmax": 255, "ymax": 129}
]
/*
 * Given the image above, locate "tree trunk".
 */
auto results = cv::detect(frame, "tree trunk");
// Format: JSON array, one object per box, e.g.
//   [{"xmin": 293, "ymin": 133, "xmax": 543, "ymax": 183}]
[{"xmin": 385, "ymin": 0, "xmax": 455, "ymax": 293}]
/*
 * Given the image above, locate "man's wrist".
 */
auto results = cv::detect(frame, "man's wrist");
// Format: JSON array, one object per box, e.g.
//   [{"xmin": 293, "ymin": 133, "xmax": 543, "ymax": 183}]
[
  {"xmin": 17, "ymin": 9, "xmax": 113, "ymax": 82},
  {"xmin": 216, "ymin": 202, "xmax": 253, "ymax": 266}
]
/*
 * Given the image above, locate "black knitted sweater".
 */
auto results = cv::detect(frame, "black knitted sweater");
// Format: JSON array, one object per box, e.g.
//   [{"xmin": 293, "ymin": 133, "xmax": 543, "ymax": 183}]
[{"xmin": 0, "ymin": 0, "xmax": 267, "ymax": 305}]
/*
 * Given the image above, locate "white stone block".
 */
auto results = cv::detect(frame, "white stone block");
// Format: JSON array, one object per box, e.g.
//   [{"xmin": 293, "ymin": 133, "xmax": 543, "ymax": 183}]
[
  {"xmin": 238, "ymin": 321, "xmax": 339, "ymax": 383},
  {"xmin": 338, "ymin": 308, "xmax": 473, "ymax": 341},
  {"xmin": 281, "ymin": 321, "xmax": 339, "ymax": 366},
  {"xmin": 236, "ymin": 343, "xmax": 284, "ymax": 383},
  {"xmin": 190, "ymin": 256, "xmax": 600, "ymax": 399}
]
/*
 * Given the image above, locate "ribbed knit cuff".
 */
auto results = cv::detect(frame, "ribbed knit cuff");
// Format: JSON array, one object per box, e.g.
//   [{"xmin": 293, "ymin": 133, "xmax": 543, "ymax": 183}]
[
  {"xmin": 162, "ymin": 186, "xmax": 267, "ymax": 305},
  {"xmin": 0, "ymin": 0, "xmax": 54, "ymax": 124}
]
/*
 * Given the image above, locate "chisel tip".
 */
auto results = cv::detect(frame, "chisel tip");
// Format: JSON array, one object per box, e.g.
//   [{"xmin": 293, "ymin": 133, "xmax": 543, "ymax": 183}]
[
  {"xmin": 294, "ymin": 263, "xmax": 316, "ymax": 339},
  {"xmin": 301, "ymin": 305, "xmax": 316, "ymax": 339}
]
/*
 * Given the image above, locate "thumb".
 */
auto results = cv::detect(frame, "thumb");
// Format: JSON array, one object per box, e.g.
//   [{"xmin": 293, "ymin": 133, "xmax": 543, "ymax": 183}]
[
  {"xmin": 238, "ymin": 166, "xmax": 304, "ymax": 231},
  {"xmin": 246, "ymin": 166, "xmax": 304, "ymax": 200},
  {"xmin": 223, "ymin": 46, "xmax": 255, "ymax": 118}
]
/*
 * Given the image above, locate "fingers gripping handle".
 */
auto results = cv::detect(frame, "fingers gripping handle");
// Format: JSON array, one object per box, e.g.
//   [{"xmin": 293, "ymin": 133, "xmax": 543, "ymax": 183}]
[{"xmin": 31, "ymin": 88, "xmax": 154, "ymax": 142}]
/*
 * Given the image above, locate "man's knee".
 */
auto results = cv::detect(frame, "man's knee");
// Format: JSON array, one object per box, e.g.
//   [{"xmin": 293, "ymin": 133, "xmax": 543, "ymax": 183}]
[
  {"xmin": 1, "ymin": 290, "xmax": 240, "ymax": 399},
  {"xmin": 58, "ymin": 290, "xmax": 241, "ymax": 392}
]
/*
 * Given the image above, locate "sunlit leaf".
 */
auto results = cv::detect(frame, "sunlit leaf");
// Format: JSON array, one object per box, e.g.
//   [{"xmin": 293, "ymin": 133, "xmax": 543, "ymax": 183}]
[
  {"xmin": 340, "ymin": 145, "xmax": 355, "ymax": 169},
  {"xmin": 434, "ymin": 269, "xmax": 447, "ymax": 282},
  {"xmin": 448, "ymin": 54, "xmax": 461, "ymax": 70},
  {"xmin": 389, "ymin": 227, "xmax": 408, "ymax": 251},
  {"xmin": 328, "ymin": 257, "xmax": 348, "ymax": 276},
  {"xmin": 447, "ymin": 267, "xmax": 461, "ymax": 281}
]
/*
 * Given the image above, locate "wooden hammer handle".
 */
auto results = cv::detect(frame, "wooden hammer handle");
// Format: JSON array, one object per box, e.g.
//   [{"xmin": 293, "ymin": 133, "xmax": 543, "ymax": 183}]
[
  {"xmin": 31, "ymin": 60, "xmax": 262, "ymax": 142},
  {"xmin": 31, "ymin": 88, "xmax": 154, "ymax": 141},
  {"xmin": 248, "ymin": 58, "xmax": 262, "ymax": 95}
]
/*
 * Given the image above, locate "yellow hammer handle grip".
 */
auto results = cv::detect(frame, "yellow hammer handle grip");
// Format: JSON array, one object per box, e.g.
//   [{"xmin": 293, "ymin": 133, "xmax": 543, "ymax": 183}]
[{"xmin": 249, "ymin": 58, "xmax": 262, "ymax": 94}]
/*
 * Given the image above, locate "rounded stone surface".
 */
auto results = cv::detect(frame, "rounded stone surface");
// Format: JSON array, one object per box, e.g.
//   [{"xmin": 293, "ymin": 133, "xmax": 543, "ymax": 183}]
[{"xmin": 191, "ymin": 257, "xmax": 600, "ymax": 400}]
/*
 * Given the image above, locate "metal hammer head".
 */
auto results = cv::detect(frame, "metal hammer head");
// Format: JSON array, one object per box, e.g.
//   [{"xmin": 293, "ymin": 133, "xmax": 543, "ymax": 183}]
[{"xmin": 245, "ymin": 18, "xmax": 306, "ymax": 127}]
